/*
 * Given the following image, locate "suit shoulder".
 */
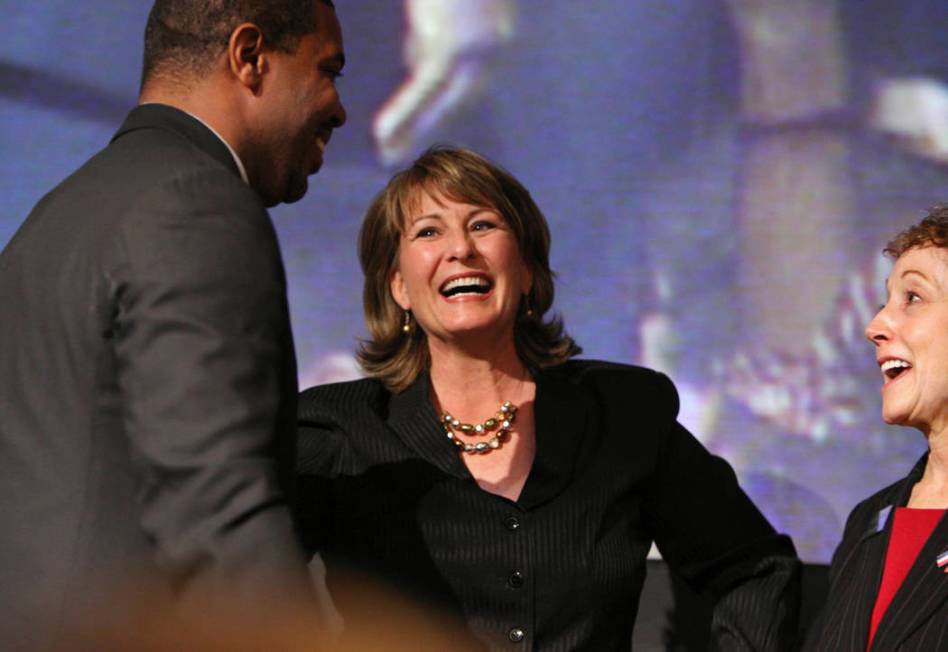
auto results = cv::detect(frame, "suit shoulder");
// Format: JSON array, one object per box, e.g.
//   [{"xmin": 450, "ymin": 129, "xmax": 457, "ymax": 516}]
[
  {"xmin": 547, "ymin": 359, "xmax": 680, "ymax": 419},
  {"xmin": 552, "ymin": 358, "xmax": 660, "ymax": 378},
  {"xmin": 832, "ymin": 463, "xmax": 921, "ymax": 569},
  {"xmin": 553, "ymin": 359, "xmax": 678, "ymax": 397},
  {"xmin": 106, "ymin": 121, "xmax": 262, "ymax": 214},
  {"xmin": 299, "ymin": 377, "xmax": 388, "ymax": 419},
  {"xmin": 121, "ymin": 134, "xmax": 261, "ymax": 214},
  {"xmin": 110, "ymin": 122, "xmax": 239, "ymax": 174},
  {"xmin": 28, "ymin": 125, "xmax": 264, "ymax": 248},
  {"xmin": 841, "ymin": 470, "xmax": 912, "ymax": 537},
  {"xmin": 297, "ymin": 377, "xmax": 394, "ymax": 476}
]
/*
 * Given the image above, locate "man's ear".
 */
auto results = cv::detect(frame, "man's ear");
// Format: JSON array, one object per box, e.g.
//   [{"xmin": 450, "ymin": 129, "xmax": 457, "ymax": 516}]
[
  {"xmin": 390, "ymin": 268, "xmax": 411, "ymax": 311},
  {"xmin": 227, "ymin": 23, "xmax": 266, "ymax": 92}
]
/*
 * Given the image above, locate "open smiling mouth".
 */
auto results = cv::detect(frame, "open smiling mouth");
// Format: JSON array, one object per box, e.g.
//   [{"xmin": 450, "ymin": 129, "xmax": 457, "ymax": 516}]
[
  {"xmin": 440, "ymin": 276, "xmax": 492, "ymax": 298},
  {"xmin": 881, "ymin": 359, "xmax": 912, "ymax": 382}
]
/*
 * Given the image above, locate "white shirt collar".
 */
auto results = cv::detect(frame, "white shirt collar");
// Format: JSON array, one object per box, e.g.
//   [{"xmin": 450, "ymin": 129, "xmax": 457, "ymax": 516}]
[{"xmin": 187, "ymin": 112, "xmax": 249, "ymax": 185}]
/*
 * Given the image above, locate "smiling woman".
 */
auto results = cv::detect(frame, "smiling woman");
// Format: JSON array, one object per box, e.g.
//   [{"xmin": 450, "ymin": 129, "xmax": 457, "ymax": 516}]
[
  {"xmin": 295, "ymin": 146, "xmax": 802, "ymax": 650},
  {"xmin": 807, "ymin": 204, "xmax": 948, "ymax": 652},
  {"xmin": 869, "ymin": 246, "xmax": 948, "ymax": 432},
  {"xmin": 356, "ymin": 146, "xmax": 577, "ymax": 394},
  {"xmin": 389, "ymin": 191, "xmax": 533, "ymax": 358}
]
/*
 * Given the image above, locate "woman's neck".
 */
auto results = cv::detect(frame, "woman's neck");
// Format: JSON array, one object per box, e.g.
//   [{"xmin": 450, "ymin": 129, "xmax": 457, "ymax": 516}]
[
  {"xmin": 910, "ymin": 428, "xmax": 948, "ymax": 508},
  {"xmin": 427, "ymin": 338, "xmax": 533, "ymax": 419},
  {"xmin": 925, "ymin": 428, "xmax": 948, "ymax": 484}
]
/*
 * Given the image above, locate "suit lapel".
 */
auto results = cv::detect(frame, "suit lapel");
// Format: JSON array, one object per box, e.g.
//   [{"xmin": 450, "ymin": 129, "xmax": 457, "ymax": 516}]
[
  {"xmin": 386, "ymin": 373, "xmax": 469, "ymax": 479},
  {"xmin": 840, "ymin": 505, "xmax": 896, "ymax": 650},
  {"xmin": 517, "ymin": 366, "xmax": 591, "ymax": 509},
  {"xmin": 816, "ymin": 480, "xmax": 903, "ymax": 651}
]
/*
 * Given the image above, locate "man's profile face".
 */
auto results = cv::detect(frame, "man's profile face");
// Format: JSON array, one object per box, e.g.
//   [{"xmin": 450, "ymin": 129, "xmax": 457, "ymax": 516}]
[{"xmin": 253, "ymin": 1, "xmax": 346, "ymax": 206}]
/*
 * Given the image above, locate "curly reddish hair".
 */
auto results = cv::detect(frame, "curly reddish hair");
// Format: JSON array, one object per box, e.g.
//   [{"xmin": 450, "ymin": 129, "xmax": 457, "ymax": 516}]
[{"xmin": 884, "ymin": 204, "xmax": 948, "ymax": 259}]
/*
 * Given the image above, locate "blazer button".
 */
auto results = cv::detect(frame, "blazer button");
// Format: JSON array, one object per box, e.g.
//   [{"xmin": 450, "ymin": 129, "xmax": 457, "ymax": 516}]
[
  {"xmin": 508, "ymin": 570, "xmax": 524, "ymax": 588},
  {"xmin": 504, "ymin": 516, "xmax": 520, "ymax": 531},
  {"xmin": 508, "ymin": 627, "xmax": 525, "ymax": 643}
]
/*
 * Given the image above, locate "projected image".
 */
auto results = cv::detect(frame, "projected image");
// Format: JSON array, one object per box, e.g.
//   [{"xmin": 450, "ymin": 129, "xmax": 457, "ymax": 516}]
[
  {"xmin": 372, "ymin": 0, "xmax": 516, "ymax": 166},
  {"xmin": 2, "ymin": 0, "xmax": 947, "ymax": 562}
]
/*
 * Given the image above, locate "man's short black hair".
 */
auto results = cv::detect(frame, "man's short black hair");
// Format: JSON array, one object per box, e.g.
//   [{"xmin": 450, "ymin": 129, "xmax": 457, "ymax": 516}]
[{"xmin": 141, "ymin": 0, "xmax": 333, "ymax": 87}]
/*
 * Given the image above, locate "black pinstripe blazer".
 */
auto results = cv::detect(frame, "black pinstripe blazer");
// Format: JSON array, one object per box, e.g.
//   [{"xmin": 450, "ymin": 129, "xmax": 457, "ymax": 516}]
[
  {"xmin": 806, "ymin": 454, "xmax": 948, "ymax": 651},
  {"xmin": 297, "ymin": 360, "xmax": 801, "ymax": 651}
]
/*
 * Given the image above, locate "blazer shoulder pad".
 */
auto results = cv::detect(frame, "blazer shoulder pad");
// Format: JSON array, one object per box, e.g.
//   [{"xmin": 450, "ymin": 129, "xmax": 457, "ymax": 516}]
[
  {"xmin": 299, "ymin": 377, "xmax": 388, "ymax": 421},
  {"xmin": 552, "ymin": 359, "xmax": 680, "ymax": 419}
]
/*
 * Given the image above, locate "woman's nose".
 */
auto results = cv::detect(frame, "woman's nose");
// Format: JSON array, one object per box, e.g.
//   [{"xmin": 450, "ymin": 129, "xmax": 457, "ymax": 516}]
[
  {"xmin": 447, "ymin": 230, "xmax": 476, "ymax": 261},
  {"xmin": 865, "ymin": 307, "xmax": 892, "ymax": 345}
]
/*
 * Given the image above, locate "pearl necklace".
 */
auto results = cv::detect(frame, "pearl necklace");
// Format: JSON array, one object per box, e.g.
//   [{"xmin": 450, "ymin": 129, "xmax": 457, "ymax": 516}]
[{"xmin": 440, "ymin": 401, "xmax": 517, "ymax": 454}]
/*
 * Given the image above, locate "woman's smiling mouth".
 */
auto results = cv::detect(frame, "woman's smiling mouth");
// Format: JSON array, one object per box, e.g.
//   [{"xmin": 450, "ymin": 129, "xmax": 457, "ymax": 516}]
[
  {"xmin": 440, "ymin": 275, "xmax": 493, "ymax": 298},
  {"xmin": 880, "ymin": 358, "xmax": 912, "ymax": 387}
]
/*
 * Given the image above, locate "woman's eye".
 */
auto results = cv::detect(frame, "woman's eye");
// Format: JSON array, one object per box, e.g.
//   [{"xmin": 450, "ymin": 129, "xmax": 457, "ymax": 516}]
[
  {"xmin": 906, "ymin": 290, "xmax": 921, "ymax": 304},
  {"xmin": 411, "ymin": 226, "xmax": 438, "ymax": 239},
  {"xmin": 471, "ymin": 220, "xmax": 496, "ymax": 232}
]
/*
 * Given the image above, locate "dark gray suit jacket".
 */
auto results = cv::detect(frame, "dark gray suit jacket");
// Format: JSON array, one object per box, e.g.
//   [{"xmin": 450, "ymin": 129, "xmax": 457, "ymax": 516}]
[
  {"xmin": 0, "ymin": 104, "xmax": 311, "ymax": 649},
  {"xmin": 805, "ymin": 454, "xmax": 948, "ymax": 651}
]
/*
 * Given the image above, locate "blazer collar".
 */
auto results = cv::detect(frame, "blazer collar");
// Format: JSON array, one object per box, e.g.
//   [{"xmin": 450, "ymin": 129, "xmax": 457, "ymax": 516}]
[
  {"xmin": 869, "ymin": 454, "xmax": 948, "ymax": 650},
  {"xmin": 111, "ymin": 104, "xmax": 243, "ymax": 180},
  {"xmin": 825, "ymin": 454, "xmax": 928, "ymax": 648},
  {"xmin": 517, "ymin": 365, "xmax": 591, "ymax": 509},
  {"xmin": 385, "ymin": 365, "xmax": 592, "ymax": 508},
  {"xmin": 387, "ymin": 372, "xmax": 467, "ymax": 479},
  {"xmin": 860, "ymin": 454, "xmax": 928, "ymax": 543}
]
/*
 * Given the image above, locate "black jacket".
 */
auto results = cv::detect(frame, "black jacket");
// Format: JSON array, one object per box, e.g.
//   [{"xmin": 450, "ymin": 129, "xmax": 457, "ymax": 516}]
[{"xmin": 298, "ymin": 359, "xmax": 801, "ymax": 651}]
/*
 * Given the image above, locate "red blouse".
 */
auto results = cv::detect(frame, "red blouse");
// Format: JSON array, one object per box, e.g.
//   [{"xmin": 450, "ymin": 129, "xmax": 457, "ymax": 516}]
[{"xmin": 867, "ymin": 507, "xmax": 944, "ymax": 648}]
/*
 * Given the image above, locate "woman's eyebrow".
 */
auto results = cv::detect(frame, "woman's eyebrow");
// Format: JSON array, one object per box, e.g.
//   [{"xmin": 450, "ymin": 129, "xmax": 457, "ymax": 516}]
[{"xmin": 407, "ymin": 213, "xmax": 443, "ymax": 225}]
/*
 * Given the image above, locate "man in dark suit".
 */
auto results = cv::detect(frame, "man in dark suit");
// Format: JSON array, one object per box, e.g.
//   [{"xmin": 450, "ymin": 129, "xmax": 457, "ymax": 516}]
[{"xmin": 0, "ymin": 1, "xmax": 345, "ymax": 649}]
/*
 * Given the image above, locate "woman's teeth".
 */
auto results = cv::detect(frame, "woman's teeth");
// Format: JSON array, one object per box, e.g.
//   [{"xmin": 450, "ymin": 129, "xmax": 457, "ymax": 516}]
[
  {"xmin": 441, "ymin": 276, "xmax": 491, "ymax": 297},
  {"xmin": 881, "ymin": 359, "xmax": 911, "ymax": 380}
]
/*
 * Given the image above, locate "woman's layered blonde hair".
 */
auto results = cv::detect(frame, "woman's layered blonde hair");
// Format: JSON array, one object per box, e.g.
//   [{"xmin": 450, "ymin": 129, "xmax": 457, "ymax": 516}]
[{"xmin": 357, "ymin": 146, "xmax": 580, "ymax": 392}]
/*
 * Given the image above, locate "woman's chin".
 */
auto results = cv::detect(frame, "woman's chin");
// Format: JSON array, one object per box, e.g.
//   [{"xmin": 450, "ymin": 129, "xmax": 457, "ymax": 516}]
[
  {"xmin": 880, "ymin": 407, "xmax": 930, "ymax": 434},
  {"xmin": 882, "ymin": 415, "xmax": 905, "ymax": 428},
  {"xmin": 439, "ymin": 317, "xmax": 512, "ymax": 339},
  {"xmin": 446, "ymin": 327, "xmax": 504, "ymax": 343},
  {"xmin": 881, "ymin": 408, "xmax": 908, "ymax": 426}
]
